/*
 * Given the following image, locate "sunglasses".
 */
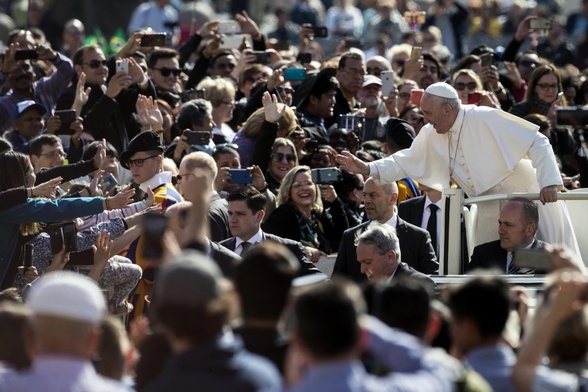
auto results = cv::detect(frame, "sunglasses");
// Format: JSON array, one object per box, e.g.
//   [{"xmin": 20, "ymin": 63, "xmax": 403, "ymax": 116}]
[
  {"xmin": 520, "ymin": 60, "xmax": 540, "ymax": 68},
  {"xmin": 154, "ymin": 67, "xmax": 182, "ymax": 77},
  {"xmin": 84, "ymin": 59, "xmax": 108, "ymax": 69},
  {"xmin": 273, "ymin": 152, "xmax": 296, "ymax": 163},
  {"xmin": 176, "ymin": 173, "xmax": 195, "ymax": 181},
  {"xmin": 276, "ymin": 86, "xmax": 294, "ymax": 94},
  {"xmin": 454, "ymin": 82, "xmax": 478, "ymax": 91}
]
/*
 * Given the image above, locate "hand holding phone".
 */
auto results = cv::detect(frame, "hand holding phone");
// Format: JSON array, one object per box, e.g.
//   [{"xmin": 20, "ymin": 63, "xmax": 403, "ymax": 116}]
[
  {"xmin": 227, "ymin": 169, "xmax": 253, "ymax": 185},
  {"xmin": 410, "ymin": 89, "xmax": 424, "ymax": 106},
  {"xmin": 284, "ymin": 68, "xmax": 306, "ymax": 81},
  {"xmin": 116, "ymin": 59, "xmax": 129, "ymax": 74},
  {"xmin": 54, "ymin": 109, "xmax": 77, "ymax": 135},
  {"xmin": 468, "ymin": 92, "xmax": 481, "ymax": 105}
]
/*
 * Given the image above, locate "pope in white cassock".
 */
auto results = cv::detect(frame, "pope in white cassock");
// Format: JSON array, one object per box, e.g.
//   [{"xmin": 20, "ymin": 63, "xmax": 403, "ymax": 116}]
[{"xmin": 336, "ymin": 82, "xmax": 581, "ymax": 260}]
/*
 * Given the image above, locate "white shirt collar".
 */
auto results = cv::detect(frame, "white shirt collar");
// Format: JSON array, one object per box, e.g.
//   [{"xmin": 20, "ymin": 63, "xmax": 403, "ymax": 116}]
[
  {"xmin": 235, "ymin": 228, "xmax": 264, "ymax": 250},
  {"xmin": 423, "ymin": 195, "xmax": 442, "ymax": 210},
  {"xmin": 368, "ymin": 213, "xmax": 398, "ymax": 230},
  {"xmin": 139, "ymin": 171, "xmax": 173, "ymax": 193}
]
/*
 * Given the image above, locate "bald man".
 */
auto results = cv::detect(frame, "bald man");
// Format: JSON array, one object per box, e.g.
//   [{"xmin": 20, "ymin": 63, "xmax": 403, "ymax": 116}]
[{"xmin": 336, "ymin": 82, "xmax": 580, "ymax": 259}]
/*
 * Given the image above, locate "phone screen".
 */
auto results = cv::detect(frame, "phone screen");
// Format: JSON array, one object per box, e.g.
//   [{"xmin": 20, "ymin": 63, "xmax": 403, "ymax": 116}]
[
  {"xmin": 55, "ymin": 109, "xmax": 77, "ymax": 135},
  {"xmin": 141, "ymin": 214, "xmax": 167, "ymax": 259},
  {"xmin": 227, "ymin": 169, "xmax": 253, "ymax": 185}
]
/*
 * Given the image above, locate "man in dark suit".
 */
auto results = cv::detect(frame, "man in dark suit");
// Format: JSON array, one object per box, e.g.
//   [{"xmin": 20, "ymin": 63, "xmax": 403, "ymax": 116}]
[
  {"xmin": 355, "ymin": 225, "xmax": 435, "ymax": 289},
  {"xmin": 467, "ymin": 197, "xmax": 547, "ymax": 274},
  {"xmin": 166, "ymin": 202, "xmax": 241, "ymax": 280},
  {"xmin": 219, "ymin": 186, "xmax": 325, "ymax": 278},
  {"xmin": 332, "ymin": 178, "xmax": 438, "ymax": 283},
  {"xmin": 398, "ymin": 187, "xmax": 442, "ymax": 257}
]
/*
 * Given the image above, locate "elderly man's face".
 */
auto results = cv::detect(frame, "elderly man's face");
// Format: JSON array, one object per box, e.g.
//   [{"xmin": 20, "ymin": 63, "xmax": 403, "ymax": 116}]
[
  {"xmin": 420, "ymin": 93, "xmax": 457, "ymax": 134},
  {"xmin": 358, "ymin": 83, "xmax": 382, "ymax": 109}
]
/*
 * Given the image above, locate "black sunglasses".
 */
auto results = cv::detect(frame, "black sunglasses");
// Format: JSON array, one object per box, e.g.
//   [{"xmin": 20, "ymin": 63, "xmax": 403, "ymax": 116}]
[
  {"xmin": 154, "ymin": 67, "xmax": 182, "ymax": 77},
  {"xmin": 84, "ymin": 59, "xmax": 108, "ymax": 69},
  {"xmin": 273, "ymin": 152, "xmax": 296, "ymax": 163},
  {"xmin": 455, "ymin": 82, "xmax": 477, "ymax": 91}
]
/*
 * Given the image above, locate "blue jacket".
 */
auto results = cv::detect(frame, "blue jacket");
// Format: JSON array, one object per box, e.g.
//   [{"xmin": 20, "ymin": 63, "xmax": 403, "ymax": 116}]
[{"xmin": 0, "ymin": 197, "xmax": 103, "ymax": 286}]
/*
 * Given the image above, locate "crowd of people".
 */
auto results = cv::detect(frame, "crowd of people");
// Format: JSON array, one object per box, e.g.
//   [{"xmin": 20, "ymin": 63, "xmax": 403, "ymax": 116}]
[{"xmin": 0, "ymin": 0, "xmax": 587, "ymax": 390}]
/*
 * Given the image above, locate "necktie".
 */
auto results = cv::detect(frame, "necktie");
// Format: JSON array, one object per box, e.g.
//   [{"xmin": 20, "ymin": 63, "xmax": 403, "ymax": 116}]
[
  {"xmin": 241, "ymin": 241, "xmax": 252, "ymax": 254},
  {"xmin": 507, "ymin": 252, "xmax": 520, "ymax": 274},
  {"xmin": 427, "ymin": 204, "xmax": 439, "ymax": 256}
]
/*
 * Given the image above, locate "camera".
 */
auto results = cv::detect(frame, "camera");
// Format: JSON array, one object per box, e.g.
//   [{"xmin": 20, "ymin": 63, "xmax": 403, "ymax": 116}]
[
  {"xmin": 311, "ymin": 168, "xmax": 341, "ymax": 184},
  {"xmin": 556, "ymin": 107, "xmax": 588, "ymax": 128}
]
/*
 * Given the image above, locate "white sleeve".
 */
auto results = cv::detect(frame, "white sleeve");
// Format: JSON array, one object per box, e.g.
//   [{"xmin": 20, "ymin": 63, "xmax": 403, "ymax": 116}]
[{"xmin": 528, "ymin": 132, "xmax": 564, "ymax": 188}]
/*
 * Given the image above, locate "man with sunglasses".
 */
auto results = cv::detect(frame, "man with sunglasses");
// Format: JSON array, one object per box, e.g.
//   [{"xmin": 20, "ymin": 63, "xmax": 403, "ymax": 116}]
[
  {"xmin": 147, "ymin": 48, "xmax": 182, "ymax": 109},
  {"xmin": 0, "ymin": 40, "xmax": 74, "ymax": 132},
  {"xmin": 56, "ymin": 44, "xmax": 155, "ymax": 153},
  {"xmin": 120, "ymin": 131, "xmax": 183, "ymax": 323}
]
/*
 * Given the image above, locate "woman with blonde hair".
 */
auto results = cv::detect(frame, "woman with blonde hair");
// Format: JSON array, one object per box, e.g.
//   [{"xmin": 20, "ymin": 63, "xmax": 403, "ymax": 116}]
[
  {"xmin": 262, "ymin": 165, "xmax": 349, "ymax": 253},
  {"xmin": 196, "ymin": 77, "xmax": 237, "ymax": 144},
  {"xmin": 451, "ymin": 69, "xmax": 500, "ymax": 108}
]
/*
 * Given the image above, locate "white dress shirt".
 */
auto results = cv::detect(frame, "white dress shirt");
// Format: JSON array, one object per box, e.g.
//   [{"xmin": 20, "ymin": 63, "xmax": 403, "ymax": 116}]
[
  {"xmin": 235, "ymin": 228, "xmax": 264, "ymax": 255},
  {"xmin": 421, "ymin": 196, "xmax": 442, "ymax": 255}
]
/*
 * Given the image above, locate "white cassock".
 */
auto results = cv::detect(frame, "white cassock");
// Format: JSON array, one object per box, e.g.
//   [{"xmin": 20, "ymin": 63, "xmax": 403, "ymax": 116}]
[{"xmin": 369, "ymin": 105, "xmax": 581, "ymax": 259}]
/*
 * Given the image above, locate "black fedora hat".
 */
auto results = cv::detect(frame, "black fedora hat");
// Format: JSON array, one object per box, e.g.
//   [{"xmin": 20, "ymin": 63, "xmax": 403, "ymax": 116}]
[{"xmin": 120, "ymin": 131, "xmax": 164, "ymax": 169}]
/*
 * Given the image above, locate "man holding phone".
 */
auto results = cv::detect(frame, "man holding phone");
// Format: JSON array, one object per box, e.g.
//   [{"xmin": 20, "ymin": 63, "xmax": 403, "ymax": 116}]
[
  {"xmin": 467, "ymin": 198, "xmax": 547, "ymax": 274},
  {"xmin": 147, "ymin": 48, "xmax": 182, "ymax": 109}
]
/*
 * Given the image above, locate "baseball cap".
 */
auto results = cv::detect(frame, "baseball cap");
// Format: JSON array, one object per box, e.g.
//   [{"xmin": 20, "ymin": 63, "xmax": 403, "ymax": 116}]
[
  {"xmin": 362, "ymin": 75, "xmax": 382, "ymax": 88},
  {"xmin": 27, "ymin": 271, "xmax": 106, "ymax": 324},
  {"xmin": 13, "ymin": 100, "xmax": 47, "ymax": 120},
  {"xmin": 156, "ymin": 250, "xmax": 223, "ymax": 307}
]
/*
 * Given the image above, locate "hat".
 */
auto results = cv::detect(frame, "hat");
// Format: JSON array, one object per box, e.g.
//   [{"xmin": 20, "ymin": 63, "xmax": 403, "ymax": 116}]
[
  {"xmin": 27, "ymin": 271, "xmax": 106, "ymax": 324},
  {"xmin": 425, "ymin": 82, "xmax": 459, "ymax": 100},
  {"xmin": 362, "ymin": 75, "xmax": 382, "ymax": 88},
  {"xmin": 292, "ymin": 68, "xmax": 338, "ymax": 109},
  {"xmin": 156, "ymin": 250, "xmax": 223, "ymax": 307},
  {"xmin": 120, "ymin": 131, "xmax": 164, "ymax": 169},
  {"xmin": 13, "ymin": 100, "xmax": 47, "ymax": 120},
  {"xmin": 385, "ymin": 118, "xmax": 416, "ymax": 149},
  {"xmin": 470, "ymin": 45, "xmax": 502, "ymax": 62}
]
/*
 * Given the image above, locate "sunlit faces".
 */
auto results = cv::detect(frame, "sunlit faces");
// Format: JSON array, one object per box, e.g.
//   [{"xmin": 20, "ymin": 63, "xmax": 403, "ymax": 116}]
[
  {"xmin": 454, "ymin": 74, "xmax": 479, "ymax": 105},
  {"xmin": 149, "ymin": 57, "xmax": 180, "ymax": 92},
  {"xmin": 128, "ymin": 151, "xmax": 162, "ymax": 185},
  {"xmin": 517, "ymin": 53, "xmax": 541, "ymax": 82},
  {"xmin": 397, "ymin": 84, "xmax": 416, "ymax": 113},
  {"xmin": 289, "ymin": 171, "xmax": 316, "ymax": 209},
  {"xmin": 337, "ymin": 58, "xmax": 366, "ymax": 95},
  {"xmin": 32, "ymin": 142, "xmax": 66, "ymax": 171},
  {"xmin": 420, "ymin": 93, "xmax": 455, "ymax": 135},
  {"xmin": 215, "ymin": 95, "xmax": 236, "ymax": 124},
  {"xmin": 14, "ymin": 108, "xmax": 44, "ymax": 140},
  {"xmin": 357, "ymin": 242, "xmax": 397, "ymax": 280},
  {"xmin": 401, "ymin": 107, "xmax": 425, "ymax": 134},
  {"xmin": 358, "ymin": 83, "xmax": 382, "ymax": 108},
  {"xmin": 79, "ymin": 48, "xmax": 108, "ymax": 85},
  {"xmin": 362, "ymin": 178, "xmax": 396, "ymax": 223},
  {"xmin": 210, "ymin": 54, "xmax": 237, "ymax": 78},
  {"xmin": 534, "ymin": 73, "xmax": 560, "ymax": 104},
  {"xmin": 498, "ymin": 202, "xmax": 536, "ymax": 253},
  {"xmin": 269, "ymin": 145, "xmax": 296, "ymax": 181},
  {"xmin": 308, "ymin": 90, "xmax": 337, "ymax": 119},
  {"xmin": 416, "ymin": 59, "xmax": 439, "ymax": 89},
  {"xmin": 228, "ymin": 200, "xmax": 263, "ymax": 240}
]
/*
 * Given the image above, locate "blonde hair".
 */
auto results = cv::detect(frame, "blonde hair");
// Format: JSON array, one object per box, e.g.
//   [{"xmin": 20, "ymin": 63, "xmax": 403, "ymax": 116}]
[
  {"xmin": 276, "ymin": 165, "xmax": 323, "ymax": 213},
  {"xmin": 196, "ymin": 77, "xmax": 236, "ymax": 107},
  {"xmin": 451, "ymin": 69, "xmax": 484, "ymax": 90},
  {"xmin": 180, "ymin": 151, "xmax": 218, "ymax": 179},
  {"xmin": 243, "ymin": 106, "xmax": 297, "ymax": 138},
  {"xmin": 270, "ymin": 138, "xmax": 299, "ymax": 166}
]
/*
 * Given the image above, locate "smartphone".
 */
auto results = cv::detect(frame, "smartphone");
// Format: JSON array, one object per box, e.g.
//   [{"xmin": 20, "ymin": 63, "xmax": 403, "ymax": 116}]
[
  {"xmin": 250, "ymin": 51, "xmax": 270, "ymax": 65},
  {"xmin": 140, "ymin": 33, "xmax": 168, "ymax": 47},
  {"xmin": 556, "ymin": 107, "xmax": 588, "ymax": 127},
  {"xmin": 346, "ymin": 39, "xmax": 363, "ymax": 49},
  {"xmin": 299, "ymin": 52, "xmax": 312, "ymax": 65},
  {"xmin": 217, "ymin": 20, "xmax": 241, "ymax": 35},
  {"xmin": 100, "ymin": 173, "xmax": 118, "ymax": 194},
  {"xmin": 557, "ymin": 92, "xmax": 564, "ymax": 104},
  {"xmin": 61, "ymin": 222, "xmax": 78, "ymax": 253},
  {"xmin": 404, "ymin": 11, "xmax": 426, "ymax": 24},
  {"xmin": 381, "ymin": 70, "xmax": 395, "ymax": 96},
  {"xmin": 512, "ymin": 248, "xmax": 552, "ymax": 271},
  {"xmin": 312, "ymin": 26, "xmax": 328, "ymax": 38},
  {"xmin": 410, "ymin": 46, "xmax": 422, "ymax": 60},
  {"xmin": 55, "ymin": 109, "xmax": 77, "ymax": 135},
  {"xmin": 480, "ymin": 52, "xmax": 493, "ymax": 68},
  {"xmin": 67, "ymin": 248, "xmax": 94, "ymax": 266},
  {"xmin": 180, "ymin": 89, "xmax": 206, "ymax": 102},
  {"xmin": 184, "ymin": 130, "xmax": 211, "ymax": 145},
  {"xmin": 220, "ymin": 34, "xmax": 250, "ymax": 50},
  {"xmin": 284, "ymin": 68, "xmax": 307, "ymax": 81},
  {"xmin": 305, "ymin": 139, "xmax": 318, "ymax": 153},
  {"xmin": 497, "ymin": 62, "xmax": 508, "ymax": 75},
  {"xmin": 338, "ymin": 114, "xmax": 365, "ymax": 131},
  {"xmin": 15, "ymin": 49, "xmax": 38, "ymax": 60},
  {"xmin": 141, "ymin": 213, "xmax": 167, "ymax": 259},
  {"xmin": 468, "ymin": 92, "xmax": 481, "ymax": 105},
  {"xmin": 311, "ymin": 168, "xmax": 341, "ymax": 184},
  {"xmin": 529, "ymin": 18, "xmax": 552, "ymax": 30},
  {"xmin": 410, "ymin": 89, "xmax": 424, "ymax": 106},
  {"xmin": 23, "ymin": 244, "xmax": 33, "ymax": 268},
  {"xmin": 227, "ymin": 169, "xmax": 253, "ymax": 185},
  {"xmin": 116, "ymin": 59, "xmax": 128, "ymax": 74}
]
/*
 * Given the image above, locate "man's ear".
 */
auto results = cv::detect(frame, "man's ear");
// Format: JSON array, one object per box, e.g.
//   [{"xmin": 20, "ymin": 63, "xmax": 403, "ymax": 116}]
[
  {"xmin": 256, "ymin": 209, "xmax": 265, "ymax": 224},
  {"xmin": 74, "ymin": 64, "xmax": 83, "ymax": 77},
  {"xmin": 30, "ymin": 154, "xmax": 40, "ymax": 168},
  {"xmin": 147, "ymin": 68, "xmax": 154, "ymax": 78}
]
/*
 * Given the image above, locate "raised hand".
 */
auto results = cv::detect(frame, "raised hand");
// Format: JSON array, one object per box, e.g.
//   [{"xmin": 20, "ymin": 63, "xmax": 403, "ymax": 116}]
[
  {"xmin": 262, "ymin": 92, "xmax": 286, "ymax": 123},
  {"xmin": 31, "ymin": 177, "xmax": 62, "ymax": 199},
  {"xmin": 106, "ymin": 186, "xmax": 135, "ymax": 209},
  {"xmin": 335, "ymin": 151, "xmax": 370, "ymax": 176}
]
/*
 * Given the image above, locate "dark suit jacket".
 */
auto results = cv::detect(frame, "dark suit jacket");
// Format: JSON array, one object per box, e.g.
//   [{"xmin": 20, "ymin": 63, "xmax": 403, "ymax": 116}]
[
  {"xmin": 209, "ymin": 194, "xmax": 231, "ymax": 243},
  {"xmin": 398, "ymin": 196, "xmax": 426, "ymax": 228},
  {"xmin": 219, "ymin": 232, "xmax": 324, "ymax": 278},
  {"xmin": 393, "ymin": 262, "xmax": 438, "ymax": 293},
  {"xmin": 332, "ymin": 218, "xmax": 439, "ymax": 283},
  {"xmin": 209, "ymin": 241, "xmax": 241, "ymax": 281},
  {"xmin": 467, "ymin": 239, "xmax": 547, "ymax": 273}
]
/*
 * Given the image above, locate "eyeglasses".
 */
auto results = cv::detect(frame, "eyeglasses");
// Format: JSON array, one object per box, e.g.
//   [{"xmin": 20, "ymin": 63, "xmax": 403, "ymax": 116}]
[
  {"xmin": 398, "ymin": 92, "xmax": 411, "ymax": 100},
  {"xmin": 127, "ymin": 155, "xmax": 158, "ymax": 168},
  {"xmin": 246, "ymin": 76, "xmax": 263, "ymax": 84},
  {"xmin": 176, "ymin": 173, "xmax": 195, "ymax": 181},
  {"xmin": 276, "ymin": 86, "xmax": 294, "ymax": 94},
  {"xmin": 520, "ymin": 60, "xmax": 540, "ymax": 68},
  {"xmin": 366, "ymin": 67, "xmax": 383, "ymax": 76},
  {"xmin": 536, "ymin": 83, "xmax": 558, "ymax": 91},
  {"xmin": 39, "ymin": 150, "xmax": 66, "ymax": 158},
  {"xmin": 84, "ymin": 59, "xmax": 108, "ymax": 69},
  {"xmin": 273, "ymin": 152, "xmax": 296, "ymax": 163},
  {"xmin": 340, "ymin": 68, "xmax": 366, "ymax": 77},
  {"xmin": 454, "ymin": 82, "xmax": 478, "ymax": 91},
  {"xmin": 219, "ymin": 100, "xmax": 235, "ymax": 106},
  {"xmin": 292, "ymin": 181, "xmax": 314, "ymax": 189},
  {"xmin": 154, "ymin": 67, "xmax": 182, "ymax": 77},
  {"xmin": 420, "ymin": 65, "xmax": 438, "ymax": 74}
]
